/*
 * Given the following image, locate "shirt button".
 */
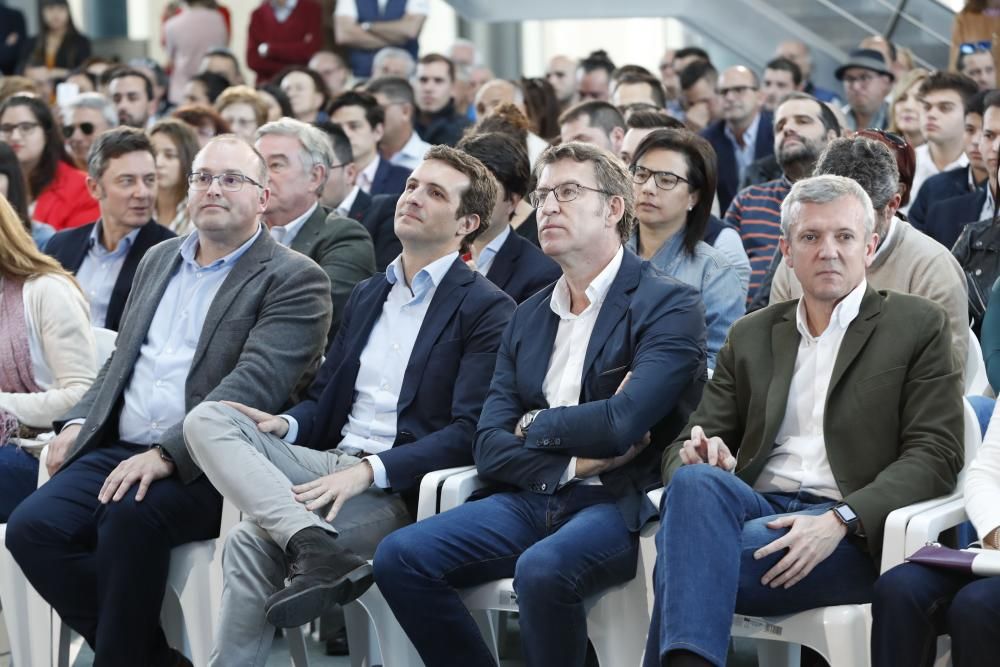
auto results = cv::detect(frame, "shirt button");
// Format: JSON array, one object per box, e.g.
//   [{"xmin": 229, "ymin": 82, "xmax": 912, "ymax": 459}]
[
  {"xmin": 151, "ymin": 421, "xmax": 159, "ymax": 429},
  {"xmin": 155, "ymin": 380, "xmax": 163, "ymax": 388},
  {"xmin": 392, "ymin": 344, "xmax": 399, "ymax": 351}
]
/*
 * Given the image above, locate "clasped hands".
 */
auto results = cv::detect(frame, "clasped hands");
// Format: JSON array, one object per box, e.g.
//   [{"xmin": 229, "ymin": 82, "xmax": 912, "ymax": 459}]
[{"xmin": 679, "ymin": 424, "xmax": 848, "ymax": 589}]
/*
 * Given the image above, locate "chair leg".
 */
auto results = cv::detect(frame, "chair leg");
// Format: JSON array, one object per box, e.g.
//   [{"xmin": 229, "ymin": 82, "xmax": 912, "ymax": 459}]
[
  {"xmin": 353, "ymin": 585, "xmax": 425, "ymax": 667},
  {"xmin": 756, "ymin": 640, "xmax": 800, "ymax": 667},
  {"xmin": 344, "ymin": 599, "xmax": 375, "ymax": 667},
  {"xmin": 286, "ymin": 625, "xmax": 310, "ymax": 667}
]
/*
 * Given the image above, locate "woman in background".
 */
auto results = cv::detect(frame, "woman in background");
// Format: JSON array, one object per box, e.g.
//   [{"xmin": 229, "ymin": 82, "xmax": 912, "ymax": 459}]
[
  {"xmin": 20, "ymin": 0, "xmax": 91, "ymax": 97},
  {"xmin": 0, "ymin": 142, "xmax": 54, "ymax": 248},
  {"xmin": 149, "ymin": 119, "xmax": 199, "ymax": 235},
  {"xmin": 888, "ymin": 68, "xmax": 929, "ymax": 149}
]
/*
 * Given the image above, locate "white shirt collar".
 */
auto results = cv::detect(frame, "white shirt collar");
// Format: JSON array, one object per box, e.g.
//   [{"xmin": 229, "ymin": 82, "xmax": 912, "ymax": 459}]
[
  {"xmin": 794, "ymin": 278, "xmax": 867, "ymax": 342},
  {"xmin": 873, "ymin": 216, "xmax": 898, "ymax": 261},
  {"xmin": 394, "ymin": 130, "xmax": 430, "ymax": 162},
  {"xmin": 357, "ymin": 154, "xmax": 381, "ymax": 193},
  {"xmin": 335, "ymin": 185, "xmax": 361, "ymax": 218},
  {"xmin": 550, "ymin": 245, "xmax": 623, "ymax": 319},
  {"xmin": 476, "ymin": 224, "xmax": 511, "ymax": 274},
  {"xmin": 271, "ymin": 0, "xmax": 298, "ymax": 21},
  {"xmin": 268, "ymin": 201, "xmax": 318, "ymax": 246}
]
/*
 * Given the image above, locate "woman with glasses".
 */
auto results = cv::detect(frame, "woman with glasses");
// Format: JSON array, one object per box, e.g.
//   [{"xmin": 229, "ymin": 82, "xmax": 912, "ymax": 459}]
[
  {"xmin": 0, "ymin": 193, "xmax": 96, "ymax": 521},
  {"xmin": 626, "ymin": 128, "xmax": 745, "ymax": 368},
  {"xmin": 0, "ymin": 95, "xmax": 98, "ymax": 231},
  {"xmin": 149, "ymin": 119, "xmax": 200, "ymax": 235},
  {"xmin": 888, "ymin": 68, "xmax": 929, "ymax": 149},
  {"xmin": 215, "ymin": 85, "xmax": 269, "ymax": 143}
]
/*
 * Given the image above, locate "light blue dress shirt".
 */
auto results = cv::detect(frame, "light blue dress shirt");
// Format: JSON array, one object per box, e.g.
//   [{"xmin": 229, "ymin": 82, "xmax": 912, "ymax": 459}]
[
  {"xmin": 474, "ymin": 224, "xmax": 510, "ymax": 276},
  {"xmin": 724, "ymin": 112, "xmax": 761, "ymax": 184},
  {"xmin": 116, "ymin": 226, "xmax": 262, "ymax": 445},
  {"xmin": 75, "ymin": 223, "xmax": 141, "ymax": 328},
  {"xmin": 628, "ymin": 230, "xmax": 745, "ymax": 369}
]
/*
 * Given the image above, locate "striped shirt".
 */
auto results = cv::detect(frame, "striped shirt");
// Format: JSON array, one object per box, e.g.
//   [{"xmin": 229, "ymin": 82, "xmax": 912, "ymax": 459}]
[{"xmin": 725, "ymin": 177, "xmax": 791, "ymax": 302}]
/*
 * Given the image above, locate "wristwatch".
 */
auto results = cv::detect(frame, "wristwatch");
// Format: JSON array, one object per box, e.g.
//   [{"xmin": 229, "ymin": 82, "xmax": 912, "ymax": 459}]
[
  {"xmin": 518, "ymin": 409, "xmax": 543, "ymax": 436},
  {"xmin": 154, "ymin": 445, "xmax": 174, "ymax": 463},
  {"xmin": 832, "ymin": 502, "xmax": 859, "ymax": 534},
  {"xmin": 361, "ymin": 21, "xmax": 373, "ymax": 31}
]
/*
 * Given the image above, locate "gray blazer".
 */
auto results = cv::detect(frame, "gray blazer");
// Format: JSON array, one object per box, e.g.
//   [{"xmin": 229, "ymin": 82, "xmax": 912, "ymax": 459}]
[
  {"xmin": 290, "ymin": 205, "xmax": 375, "ymax": 338},
  {"xmin": 58, "ymin": 228, "xmax": 333, "ymax": 484}
]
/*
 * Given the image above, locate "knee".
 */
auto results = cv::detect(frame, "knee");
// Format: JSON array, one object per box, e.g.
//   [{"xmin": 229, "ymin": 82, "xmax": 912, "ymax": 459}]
[
  {"xmin": 182, "ymin": 401, "xmax": 230, "ymax": 454},
  {"xmin": 4, "ymin": 499, "xmax": 41, "ymax": 562},
  {"xmin": 949, "ymin": 581, "xmax": 1000, "ymax": 632},
  {"xmin": 665, "ymin": 464, "xmax": 729, "ymax": 507},
  {"xmin": 373, "ymin": 524, "xmax": 431, "ymax": 588},
  {"xmin": 873, "ymin": 564, "xmax": 925, "ymax": 617},
  {"xmin": 513, "ymin": 549, "xmax": 576, "ymax": 604}
]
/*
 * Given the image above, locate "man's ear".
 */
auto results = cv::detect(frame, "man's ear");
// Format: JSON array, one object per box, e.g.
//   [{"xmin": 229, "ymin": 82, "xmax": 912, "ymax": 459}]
[
  {"xmin": 86, "ymin": 175, "xmax": 103, "ymax": 201},
  {"xmin": 458, "ymin": 213, "xmax": 480, "ymax": 236},
  {"xmin": 779, "ymin": 236, "xmax": 792, "ymax": 268}
]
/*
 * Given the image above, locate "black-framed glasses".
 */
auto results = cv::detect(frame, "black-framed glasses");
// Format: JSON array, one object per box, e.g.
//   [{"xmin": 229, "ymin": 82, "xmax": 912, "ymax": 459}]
[
  {"xmin": 630, "ymin": 166, "xmax": 690, "ymax": 191},
  {"xmin": 529, "ymin": 182, "xmax": 614, "ymax": 209},
  {"xmin": 63, "ymin": 122, "xmax": 95, "ymax": 138},
  {"xmin": 188, "ymin": 171, "xmax": 264, "ymax": 191},
  {"xmin": 717, "ymin": 85, "xmax": 758, "ymax": 96},
  {"xmin": 0, "ymin": 121, "xmax": 40, "ymax": 138},
  {"xmin": 960, "ymin": 40, "xmax": 992, "ymax": 55}
]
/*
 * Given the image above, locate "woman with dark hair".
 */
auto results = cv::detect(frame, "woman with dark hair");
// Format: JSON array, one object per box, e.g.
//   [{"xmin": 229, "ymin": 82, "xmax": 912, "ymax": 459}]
[
  {"xmin": 182, "ymin": 71, "xmax": 230, "ymax": 107},
  {"xmin": 0, "ymin": 95, "xmax": 98, "ymax": 230},
  {"xmin": 277, "ymin": 66, "xmax": 331, "ymax": 123},
  {"xmin": 171, "ymin": 103, "xmax": 232, "ymax": 147},
  {"xmin": 0, "ymin": 142, "xmax": 54, "ymax": 248},
  {"xmin": 149, "ymin": 119, "xmax": 200, "ymax": 235},
  {"xmin": 257, "ymin": 83, "xmax": 294, "ymax": 122},
  {"xmin": 521, "ymin": 77, "xmax": 561, "ymax": 141},
  {"xmin": 627, "ymin": 128, "xmax": 745, "ymax": 368},
  {"xmin": 20, "ymin": 0, "xmax": 91, "ymax": 92}
]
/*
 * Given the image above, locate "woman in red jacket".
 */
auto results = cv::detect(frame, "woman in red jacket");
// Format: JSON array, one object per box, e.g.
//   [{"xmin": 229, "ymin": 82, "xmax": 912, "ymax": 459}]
[{"xmin": 0, "ymin": 95, "xmax": 98, "ymax": 231}]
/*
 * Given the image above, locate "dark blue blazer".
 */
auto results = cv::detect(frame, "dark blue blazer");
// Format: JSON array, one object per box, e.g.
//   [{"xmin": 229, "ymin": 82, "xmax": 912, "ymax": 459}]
[
  {"xmin": 485, "ymin": 229, "xmax": 561, "ymax": 304},
  {"xmin": 285, "ymin": 258, "xmax": 515, "ymax": 497},
  {"xmin": 473, "ymin": 250, "xmax": 707, "ymax": 531},
  {"xmin": 924, "ymin": 189, "xmax": 989, "ymax": 250},
  {"xmin": 370, "ymin": 158, "xmax": 411, "ymax": 197},
  {"xmin": 44, "ymin": 220, "xmax": 175, "ymax": 331},
  {"xmin": 909, "ymin": 165, "xmax": 979, "ymax": 232},
  {"xmin": 347, "ymin": 189, "xmax": 372, "ymax": 223},
  {"xmin": 360, "ymin": 193, "xmax": 403, "ymax": 271},
  {"xmin": 701, "ymin": 110, "xmax": 775, "ymax": 215}
]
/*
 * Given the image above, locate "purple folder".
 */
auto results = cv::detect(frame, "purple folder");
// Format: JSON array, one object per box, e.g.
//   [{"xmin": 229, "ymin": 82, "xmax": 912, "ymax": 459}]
[{"xmin": 907, "ymin": 544, "xmax": 1000, "ymax": 576}]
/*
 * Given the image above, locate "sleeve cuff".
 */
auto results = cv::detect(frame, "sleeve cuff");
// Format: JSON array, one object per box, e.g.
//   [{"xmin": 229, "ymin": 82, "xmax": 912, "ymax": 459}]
[
  {"xmin": 280, "ymin": 415, "xmax": 298, "ymax": 443},
  {"xmin": 364, "ymin": 455, "xmax": 389, "ymax": 488},
  {"xmin": 62, "ymin": 418, "xmax": 86, "ymax": 430},
  {"xmin": 557, "ymin": 457, "xmax": 577, "ymax": 487}
]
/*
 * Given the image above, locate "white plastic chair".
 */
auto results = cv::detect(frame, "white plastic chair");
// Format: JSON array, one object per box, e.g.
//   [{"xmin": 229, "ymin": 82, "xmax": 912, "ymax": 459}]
[{"xmin": 966, "ymin": 328, "xmax": 991, "ymax": 396}]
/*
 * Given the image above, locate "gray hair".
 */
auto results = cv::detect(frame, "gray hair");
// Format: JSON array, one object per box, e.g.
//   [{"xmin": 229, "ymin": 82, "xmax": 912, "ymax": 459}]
[
  {"xmin": 255, "ymin": 117, "xmax": 334, "ymax": 170},
  {"xmin": 64, "ymin": 92, "xmax": 118, "ymax": 129},
  {"xmin": 813, "ymin": 137, "xmax": 900, "ymax": 212},
  {"xmin": 780, "ymin": 174, "xmax": 875, "ymax": 238},
  {"xmin": 373, "ymin": 47, "xmax": 416, "ymax": 78}
]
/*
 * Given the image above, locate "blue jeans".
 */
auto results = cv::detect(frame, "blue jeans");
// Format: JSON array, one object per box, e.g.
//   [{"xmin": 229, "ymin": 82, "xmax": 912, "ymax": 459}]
[
  {"xmin": 0, "ymin": 444, "xmax": 40, "ymax": 522},
  {"xmin": 643, "ymin": 465, "xmax": 878, "ymax": 667},
  {"xmin": 966, "ymin": 394, "xmax": 995, "ymax": 437},
  {"xmin": 872, "ymin": 562, "xmax": 1000, "ymax": 667},
  {"xmin": 373, "ymin": 485, "xmax": 638, "ymax": 667}
]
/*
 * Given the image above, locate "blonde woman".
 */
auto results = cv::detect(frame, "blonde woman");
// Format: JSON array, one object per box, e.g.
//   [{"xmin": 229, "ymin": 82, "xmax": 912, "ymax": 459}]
[
  {"xmin": 0, "ymin": 193, "xmax": 96, "ymax": 520},
  {"xmin": 888, "ymin": 68, "xmax": 929, "ymax": 148},
  {"xmin": 215, "ymin": 85, "xmax": 269, "ymax": 143}
]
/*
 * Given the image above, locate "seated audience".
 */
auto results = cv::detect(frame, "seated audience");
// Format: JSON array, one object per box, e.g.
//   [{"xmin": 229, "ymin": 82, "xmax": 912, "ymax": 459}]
[
  {"xmin": 181, "ymin": 146, "xmax": 513, "ymax": 661},
  {"xmin": 546, "ymin": 54, "xmax": 578, "ymax": 112},
  {"xmin": 645, "ymin": 174, "xmax": 963, "ymax": 667},
  {"xmin": 414, "ymin": 54, "xmax": 472, "ymax": 147},
  {"xmin": 365, "ymin": 76, "xmax": 432, "ymax": 171},
  {"xmin": 0, "ymin": 142, "xmax": 54, "ymax": 247},
  {"xmin": 458, "ymin": 131, "xmax": 561, "ymax": 303},
  {"xmin": 0, "ymin": 194, "xmax": 96, "ymax": 521},
  {"xmin": 888, "ymin": 68, "xmax": 929, "ymax": 148},
  {"xmin": 559, "ymin": 99, "xmax": 626, "ymax": 155},
  {"xmin": 107, "ymin": 67, "xmax": 157, "ymax": 129},
  {"xmin": 129, "ymin": 57, "xmax": 173, "ymax": 123},
  {"xmin": 181, "ymin": 71, "xmax": 229, "ymax": 107},
  {"xmin": 775, "ymin": 39, "xmax": 841, "ymax": 104},
  {"xmin": 611, "ymin": 72, "xmax": 667, "ymax": 111},
  {"xmin": 375, "ymin": 141, "xmax": 707, "ymax": 666},
  {"xmin": 20, "ymin": 0, "xmax": 91, "ymax": 97},
  {"xmin": 328, "ymin": 91, "xmax": 410, "ymax": 196},
  {"xmin": 149, "ymin": 119, "xmax": 200, "ymax": 235},
  {"xmin": 521, "ymin": 76, "xmax": 561, "ymax": 142},
  {"xmin": 172, "ymin": 103, "xmax": 231, "ymax": 147},
  {"xmin": 772, "ymin": 134, "xmax": 969, "ymax": 380},
  {"xmin": 277, "ymin": 67, "xmax": 330, "ymax": 124},
  {"xmin": 61, "ymin": 92, "xmax": 118, "ymax": 169},
  {"xmin": 837, "ymin": 48, "xmax": 894, "ymax": 130},
  {"xmin": 5, "ymin": 135, "xmax": 332, "ymax": 667},
  {"xmin": 255, "ymin": 117, "xmax": 375, "ymax": 337},
  {"xmin": 679, "ymin": 60, "xmax": 723, "ymax": 133},
  {"xmin": 761, "ymin": 57, "xmax": 803, "ymax": 113},
  {"xmin": 257, "ymin": 83, "xmax": 294, "ymax": 123},
  {"xmin": 957, "ymin": 39, "xmax": 997, "ymax": 92},
  {"xmin": 314, "ymin": 121, "xmax": 368, "ymax": 222},
  {"xmin": 214, "ymin": 85, "xmax": 268, "ymax": 144},
  {"xmin": 576, "ymin": 49, "xmax": 616, "ymax": 102},
  {"xmin": 308, "ymin": 51, "xmax": 350, "ymax": 100},
  {"xmin": 0, "ymin": 95, "xmax": 99, "ymax": 230},
  {"xmin": 627, "ymin": 129, "xmax": 746, "ymax": 368},
  {"xmin": 45, "ymin": 127, "xmax": 175, "ymax": 331},
  {"xmin": 371, "ymin": 46, "xmax": 417, "ymax": 80},
  {"xmin": 201, "ymin": 46, "xmax": 244, "ymax": 86},
  {"xmin": 246, "ymin": 0, "xmax": 322, "ymax": 85}
]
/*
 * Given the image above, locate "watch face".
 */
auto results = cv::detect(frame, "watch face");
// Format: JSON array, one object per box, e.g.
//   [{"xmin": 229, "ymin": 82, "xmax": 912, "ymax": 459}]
[{"xmin": 836, "ymin": 504, "xmax": 858, "ymax": 523}]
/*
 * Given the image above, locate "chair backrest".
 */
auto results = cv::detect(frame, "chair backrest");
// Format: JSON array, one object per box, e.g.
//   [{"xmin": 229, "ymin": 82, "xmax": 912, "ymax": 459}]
[
  {"xmin": 93, "ymin": 327, "xmax": 117, "ymax": 366},
  {"xmin": 959, "ymin": 397, "xmax": 983, "ymax": 486},
  {"xmin": 966, "ymin": 329, "xmax": 990, "ymax": 396}
]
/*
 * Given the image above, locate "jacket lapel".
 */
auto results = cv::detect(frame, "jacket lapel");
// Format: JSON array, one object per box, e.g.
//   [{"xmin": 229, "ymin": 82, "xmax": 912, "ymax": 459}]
[
  {"xmin": 827, "ymin": 286, "xmax": 882, "ymax": 397},
  {"xmin": 289, "ymin": 204, "xmax": 328, "ymax": 258},
  {"xmin": 484, "ymin": 229, "xmax": 519, "ymax": 290},
  {"xmin": 580, "ymin": 251, "xmax": 640, "ymax": 381},
  {"xmin": 65, "ymin": 223, "xmax": 93, "ymax": 271},
  {"xmin": 118, "ymin": 247, "xmax": 181, "ymax": 365},
  {"xmin": 761, "ymin": 311, "xmax": 800, "ymax": 451}
]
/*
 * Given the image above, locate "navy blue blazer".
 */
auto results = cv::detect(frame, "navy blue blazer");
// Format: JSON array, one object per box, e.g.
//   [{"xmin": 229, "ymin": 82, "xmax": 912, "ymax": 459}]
[
  {"xmin": 347, "ymin": 189, "xmax": 372, "ymax": 223},
  {"xmin": 701, "ymin": 110, "xmax": 775, "ymax": 215},
  {"xmin": 370, "ymin": 158, "xmax": 411, "ymax": 197},
  {"xmin": 909, "ymin": 165, "xmax": 979, "ymax": 232},
  {"xmin": 473, "ymin": 250, "xmax": 707, "ymax": 531},
  {"xmin": 924, "ymin": 189, "xmax": 989, "ymax": 250},
  {"xmin": 485, "ymin": 229, "xmax": 561, "ymax": 304},
  {"xmin": 44, "ymin": 220, "xmax": 175, "ymax": 331},
  {"xmin": 360, "ymin": 193, "xmax": 403, "ymax": 271},
  {"xmin": 285, "ymin": 258, "xmax": 515, "ymax": 497}
]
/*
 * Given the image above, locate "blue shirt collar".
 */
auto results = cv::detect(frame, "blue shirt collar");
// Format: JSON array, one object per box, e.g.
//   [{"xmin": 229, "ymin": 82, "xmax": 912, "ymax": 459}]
[
  {"xmin": 386, "ymin": 251, "xmax": 459, "ymax": 298},
  {"xmin": 89, "ymin": 221, "xmax": 141, "ymax": 256},
  {"xmin": 179, "ymin": 224, "xmax": 263, "ymax": 270}
]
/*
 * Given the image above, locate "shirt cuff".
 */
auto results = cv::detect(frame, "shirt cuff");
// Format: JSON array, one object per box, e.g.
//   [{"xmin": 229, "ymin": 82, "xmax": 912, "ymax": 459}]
[
  {"xmin": 558, "ymin": 457, "xmax": 578, "ymax": 487},
  {"xmin": 364, "ymin": 455, "xmax": 389, "ymax": 488},
  {"xmin": 62, "ymin": 418, "xmax": 86, "ymax": 430},
  {"xmin": 280, "ymin": 415, "xmax": 298, "ymax": 443}
]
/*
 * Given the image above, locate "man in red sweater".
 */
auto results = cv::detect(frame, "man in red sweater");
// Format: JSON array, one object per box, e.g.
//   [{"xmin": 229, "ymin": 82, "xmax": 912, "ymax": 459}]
[{"xmin": 247, "ymin": 0, "xmax": 323, "ymax": 84}]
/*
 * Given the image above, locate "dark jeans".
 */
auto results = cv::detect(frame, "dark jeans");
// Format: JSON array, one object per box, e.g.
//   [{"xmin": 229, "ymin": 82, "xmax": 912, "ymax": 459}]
[
  {"xmin": 373, "ymin": 485, "xmax": 638, "ymax": 667},
  {"xmin": 872, "ymin": 562, "xmax": 1000, "ymax": 667},
  {"xmin": 5, "ymin": 442, "xmax": 222, "ymax": 667},
  {"xmin": 643, "ymin": 465, "xmax": 878, "ymax": 667},
  {"xmin": 0, "ymin": 444, "xmax": 40, "ymax": 522}
]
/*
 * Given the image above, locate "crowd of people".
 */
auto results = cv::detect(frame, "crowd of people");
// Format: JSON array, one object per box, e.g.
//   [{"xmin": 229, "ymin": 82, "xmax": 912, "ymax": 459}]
[{"xmin": 1, "ymin": 0, "xmax": 1000, "ymax": 666}]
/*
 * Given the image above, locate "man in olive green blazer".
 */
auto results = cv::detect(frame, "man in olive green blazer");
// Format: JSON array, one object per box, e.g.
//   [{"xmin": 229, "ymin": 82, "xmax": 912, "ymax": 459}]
[{"xmin": 643, "ymin": 174, "xmax": 964, "ymax": 667}]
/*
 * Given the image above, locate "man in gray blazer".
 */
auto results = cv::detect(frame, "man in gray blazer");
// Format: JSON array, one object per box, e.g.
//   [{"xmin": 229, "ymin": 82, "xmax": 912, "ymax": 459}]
[
  {"xmin": 256, "ymin": 117, "xmax": 375, "ymax": 338},
  {"xmin": 5, "ymin": 136, "xmax": 333, "ymax": 667}
]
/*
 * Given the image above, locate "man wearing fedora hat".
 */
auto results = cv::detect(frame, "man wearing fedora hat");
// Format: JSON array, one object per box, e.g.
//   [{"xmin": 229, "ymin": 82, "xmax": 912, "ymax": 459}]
[{"xmin": 836, "ymin": 48, "xmax": 895, "ymax": 131}]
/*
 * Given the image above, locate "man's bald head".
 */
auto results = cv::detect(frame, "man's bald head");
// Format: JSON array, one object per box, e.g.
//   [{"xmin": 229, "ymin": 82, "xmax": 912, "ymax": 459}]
[{"xmin": 718, "ymin": 66, "xmax": 762, "ymax": 128}]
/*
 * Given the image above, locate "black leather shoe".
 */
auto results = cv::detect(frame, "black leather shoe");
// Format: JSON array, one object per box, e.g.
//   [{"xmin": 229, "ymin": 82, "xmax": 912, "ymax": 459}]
[{"xmin": 265, "ymin": 527, "xmax": 373, "ymax": 628}]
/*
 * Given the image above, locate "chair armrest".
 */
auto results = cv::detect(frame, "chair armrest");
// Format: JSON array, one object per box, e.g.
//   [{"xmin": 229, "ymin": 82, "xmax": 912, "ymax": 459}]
[
  {"xmin": 903, "ymin": 497, "xmax": 970, "ymax": 557},
  {"xmin": 439, "ymin": 468, "xmax": 488, "ymax": 513},
  {"xmin": 881, "ymin": 492, "xmax": 963, "ymax": 572},
  {"xmin": 416, "ymin": 465, "xmax": 476, "ymax": 521}
]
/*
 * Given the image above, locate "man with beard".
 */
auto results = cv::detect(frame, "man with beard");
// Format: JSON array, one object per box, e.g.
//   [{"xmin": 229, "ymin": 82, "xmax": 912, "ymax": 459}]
[
  {"xmin": 725, "ymin": 93, "xmax": 840, "ymax": 304},
  {"xmin": 107, "ymin": 67, "xmax": 157, "ymax": 129}
]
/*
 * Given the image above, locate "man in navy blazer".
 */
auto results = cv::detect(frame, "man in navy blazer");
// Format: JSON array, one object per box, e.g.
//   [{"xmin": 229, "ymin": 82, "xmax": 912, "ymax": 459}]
[
  {"xmin": 44, "ymin": 128, "xmax": 175, "ymax": 331},
  {"xmin": 374, "ymin": 141, "xmax": 707, "ymax": 666},
  {"xmin": 701, "ymin": 66, "xmax": 775, "ymax": 214},
  {"xmin": 183, "ymin": 146, "xmax": 514, "ymax": 662},
  {"xmin": 924, "ymin": 188, "xmax": 989, "ymax": 249},
  {"xmin": 459, "ymin": 131, "xmax": 562, "ymax": 303},
  {"xmin": 329, "ymin": 90, "xmax": 411, "ymax": 198},
  {"xmin": 359, "ymin": 192, "xmax": 403, "ymax": 271}
]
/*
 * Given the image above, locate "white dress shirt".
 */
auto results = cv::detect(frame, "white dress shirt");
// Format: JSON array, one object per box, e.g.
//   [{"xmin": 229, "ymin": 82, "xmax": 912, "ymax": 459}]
[
  {"xmin": 907, "ymin": 143, "xmax": 969, "ymax": 215},
  {"xmin": 981, "ymin": 185, "xmax": 996, "ymax": 223},
  {"xmin": 474, "ymin": 224, "xmax": 510, "ymax": 276},
  {"xmin": 75, "ymin": 223, "xmax": 141, "ymax": 329},
  {"xmin": 335, "ymin": 186, "xmax": 361, "ymax": 219},
  {"xmin": 753, "ymin": 279, "xmax": 868, "ymax": 500},
  {"xmin": 724, "ymin": 112, "xmax": 761, "ymax": 183},
  {"xmin": 544, "ymin": 246, "xmax": 624, "ymax": 486},
  {"xmin": 356, "ymin": 155, "xmax": 381, "ymax": 194},
  {"xmin": 268, "ymin": 202, "xmax": 317, "ymax": 247},
  {"xmin": 271, "ymin": 0, "xmax": 298, "ymax": 22},
  {"xmin": 390, "ymin": 131, "xmax": 431, "ymax": 172}
]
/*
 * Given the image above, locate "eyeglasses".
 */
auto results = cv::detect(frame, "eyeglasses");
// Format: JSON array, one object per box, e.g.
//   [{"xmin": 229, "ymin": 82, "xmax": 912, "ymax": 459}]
[
  {"xmin": 960, "ymin": 40, "xmax": 992, "ymax": 55},
  {"xmin": 528, "ymin": 182, "xmax": 613, "ymax": 209},
  {"xmin": 188, "ymin": 171, "xmax": 264, "ymax": 191},
  {"xmin": 717, "ymin": 85, "xmax": 758, "ymax": 96},
  {"xmin": 0, "ymin": 121, "xmax": 40, "ymax": 138},
  {"xmin": 843, "ymin": 73, "xmax": 878, "ymax": 87},
  {"xmin": 63, "ymin": 122, "xmax": 95, "ymax": 138},
  {"xmin": 631, "ymin": 166, "xmax": 690, "ymax": 191}
]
